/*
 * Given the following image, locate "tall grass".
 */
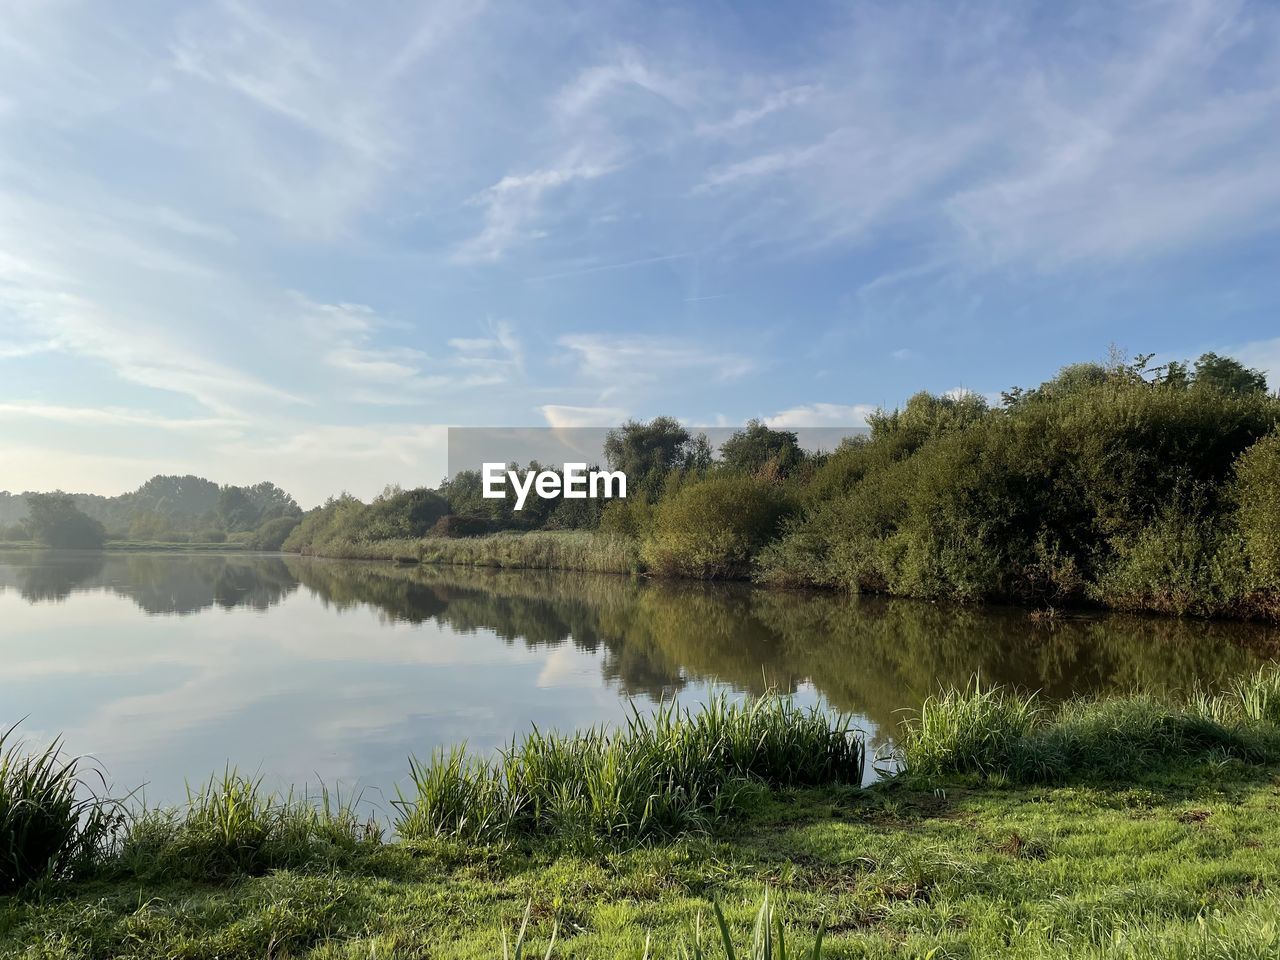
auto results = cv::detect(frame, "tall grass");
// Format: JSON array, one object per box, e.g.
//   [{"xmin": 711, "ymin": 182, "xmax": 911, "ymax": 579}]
[
  {"xmin": 395, "ymin": 694, "xmax": 863, "ymax": 845},
  {"xmin": 0, "ymin": 724, "xmax": 119, "ymax": 892},
  {"xmin": 417, "ymin": 531, "xmax": 642, "ymax": 575},
  {"xmin": 119, "ymin": 771, "xmax": 379, "ymax": 880},
  {"xmin": 900, "ymin": 669, "xmax": 1280, "ymax": 783}
]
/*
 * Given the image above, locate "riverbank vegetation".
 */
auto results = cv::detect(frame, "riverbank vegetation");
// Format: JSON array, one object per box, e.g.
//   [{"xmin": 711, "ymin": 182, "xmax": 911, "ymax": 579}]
[
  {"xmin": 6, "ymin": 671, "xmax": 1280, "ymax": 956},
  {"xmin": 7, "ymin": 350, "xmax": 1280, "ymax": 619}
]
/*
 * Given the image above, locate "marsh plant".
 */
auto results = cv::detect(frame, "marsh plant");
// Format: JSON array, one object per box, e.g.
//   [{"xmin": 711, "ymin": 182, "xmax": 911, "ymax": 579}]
[
  {"xmin": 0, "ymin": 724, "xmax": 120, "ymax": 892},
  {"xmin": 899, "ymin": 670, "xmax": 1280, "ymax": 784},
  {"xmin": 394, "ymin": 694, "xmax": 864, "ymax": 845},
  {"xmin": 119, "ymin": 771, "xmax": 379, "ymax": 881}
]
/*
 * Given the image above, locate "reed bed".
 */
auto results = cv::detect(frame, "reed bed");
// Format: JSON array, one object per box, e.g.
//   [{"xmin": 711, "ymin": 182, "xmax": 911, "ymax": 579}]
[
  {"xmin": 394, "ymin": 694, "xmax": 863, "ymax": 845},
  {"xmin": 416, "ymin": 531, "xmax": 642, "ymax": 575}
]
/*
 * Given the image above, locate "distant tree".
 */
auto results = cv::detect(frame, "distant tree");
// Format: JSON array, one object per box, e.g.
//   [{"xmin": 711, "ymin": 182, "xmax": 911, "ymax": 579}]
[
  {"xmin": 719, "ymin": 420, "xmax": 802, "ymax": 476},
  {"xmin": 1192, "ymin": 352, "xmax": 1268, "ymax": 395},
  {"xmin": 25, "ymin": 493, "xmax": 107, "ymax": 549},
  {"xmin": 217, "ymin": 486, "xmax": 259, "ymax": 531}
]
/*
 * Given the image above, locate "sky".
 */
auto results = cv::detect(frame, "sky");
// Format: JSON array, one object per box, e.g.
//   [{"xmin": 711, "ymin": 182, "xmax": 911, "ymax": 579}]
[{"xmin": 1, "ymin": 0, "xmax": 1279, "ymax": 507}]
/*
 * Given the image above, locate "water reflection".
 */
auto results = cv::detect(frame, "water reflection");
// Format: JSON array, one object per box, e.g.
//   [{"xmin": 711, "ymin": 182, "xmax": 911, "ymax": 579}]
[
  {"xmin": 286, "ymin": 561, "xmax": 1279, "ymax": 733},
  {"xmin": 1, "ymin": 551, "xmax": 1275, "ymax": 804}
]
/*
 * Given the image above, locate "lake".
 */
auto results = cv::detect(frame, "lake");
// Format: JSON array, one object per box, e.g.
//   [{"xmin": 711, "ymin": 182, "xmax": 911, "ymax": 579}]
[{"xmin": 2, "ymin": 550, "xmax": 1276, "ymax": 810}]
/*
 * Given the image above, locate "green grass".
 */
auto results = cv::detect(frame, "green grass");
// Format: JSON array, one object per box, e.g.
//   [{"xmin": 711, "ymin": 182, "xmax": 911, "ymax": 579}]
[
  {"xmin": 8, "ymin": 676, "xmax": 1280, "ymax": 956},
  {"xmin": 0, "ymin": 725, "xmax": 119, "ymax": 893},
  {"xmin": 898, "ymin": 677, "xmax": 1280, "ymax": 784},
  {"xmin": 5, "ymin": 767, "xmax": 1280, "ymax": 958},
  {"xmin": 394, "ymin": 695, "xmax": 863, "ymax": 846}
]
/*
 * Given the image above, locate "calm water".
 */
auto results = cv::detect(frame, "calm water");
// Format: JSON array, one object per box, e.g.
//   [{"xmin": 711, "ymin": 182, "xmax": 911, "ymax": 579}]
[{"xmin": 3, "ymin": 551, "xmax": 1276, "ymax": 808}]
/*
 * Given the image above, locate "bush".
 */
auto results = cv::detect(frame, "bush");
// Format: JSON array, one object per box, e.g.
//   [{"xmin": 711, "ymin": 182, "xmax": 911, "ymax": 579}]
[
  {"xmin": 642, "ymin": 477, "xmax": 795, "ymax": 579},
  {"xmin": 1235, "ymin": 431, "xmax": 1280, "ymax": 587},
  {"xmin": 196, "ymin": 528, "xmax": 227, "ymax": 543},
  {"xmin": 249, "ymin": 515, "xmax": 302, "ymax": 551}
]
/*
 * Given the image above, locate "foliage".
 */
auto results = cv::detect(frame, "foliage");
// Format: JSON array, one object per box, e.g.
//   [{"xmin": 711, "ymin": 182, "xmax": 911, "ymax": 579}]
[
  {"xmin": 246, "ymin": 515, "xmax": 302, "ymax": 551},
  {"xmin": 1235, "ymin": 431, "xmax": 1280, "ymax": 586},
  {"xmin": 642, "ymin": 477, "xmax": 795, "ymax": 579},
  {"xmin": 24, "ymin": 493, "xmax": 107, "ymax": 549},
  {"xmin": 758, "ymin": 357, "xmax": 1280, "ymax": 614},
  {"xmin": 718, "ymin": 421, "xmax": 804, "ymax": 478},
  {"xmin": 605, "ymin": 418, "xmax": 706, "ymax": 499}
]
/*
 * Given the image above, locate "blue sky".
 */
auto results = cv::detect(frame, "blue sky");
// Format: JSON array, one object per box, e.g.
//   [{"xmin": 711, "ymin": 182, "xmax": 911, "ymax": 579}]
[{"xmin": 2, "ymin": 0, "xmax": 1279, "ymax": 506}]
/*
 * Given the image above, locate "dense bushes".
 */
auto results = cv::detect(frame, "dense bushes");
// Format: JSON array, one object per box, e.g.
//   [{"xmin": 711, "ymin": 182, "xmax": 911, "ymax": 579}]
[
  {"xmin": 284, "ymin": 488, "xmax": 449, "ymax": 556},
  {"xmin": 757, "ymin": 362, "xmax": 1280, "ymax": 616},
  {"xmin": 641, "ymin": 476, "xmax": 795, "ymax": 579}
]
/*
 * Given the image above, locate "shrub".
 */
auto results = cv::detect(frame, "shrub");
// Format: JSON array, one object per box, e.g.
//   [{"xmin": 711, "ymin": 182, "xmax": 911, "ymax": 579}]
[
  {"xmin": 1235, "ymin": 431, "xmax": 1280, "ymax": 587},
  {"xmin": 429, "ymin": 514, "xmax": 492, "ymax": 538},
  {"xmin": 642, "ymin": 477, "xmax": 795, "ymax": 579},
  {"xmin": 249, "ymin": 515, "xmax": 302, "ymax": 551},
  {"xmin": 197, "ymin": 528, "xmax": 228, "ymax": 543}
]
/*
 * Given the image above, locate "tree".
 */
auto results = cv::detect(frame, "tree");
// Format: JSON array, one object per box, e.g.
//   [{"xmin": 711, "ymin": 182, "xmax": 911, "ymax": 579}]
[
  {"xmin": 1192, "ymin": 353, "xmax": 1268, "ymax": 396},
  {"xmin": 719, "ymin": 420, "xmax": 802, "ymax": 476},
  {"xmin": 25, "ymin": 493, "xmax": 107, "ymax": 549},
  {"xmin": 603, "ymin": 417, "xmax": 693, "ymax": 497}
]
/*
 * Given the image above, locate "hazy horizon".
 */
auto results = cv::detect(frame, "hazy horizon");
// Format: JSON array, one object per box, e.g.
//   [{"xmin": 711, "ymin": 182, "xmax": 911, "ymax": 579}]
[{"xmin": 4, "ymin": 0, "xmax": 1280, "ymax": 506}]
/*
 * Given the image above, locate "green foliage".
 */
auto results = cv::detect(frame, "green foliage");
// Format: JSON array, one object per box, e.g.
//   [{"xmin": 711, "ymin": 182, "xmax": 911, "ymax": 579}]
[
  {"xmin": 1235, "ymin": 431, "xmax": 1280, "ymax": 586},
  {"xmin": 283, "ymin": 488, "xmax": 448, "ymax": 555},
  {"xmin": 760, "ymin": 359, "xmax": 1280, "ymax": 613},
  {"xmin": 604, "ymin": 418, "xmax": 702, "ymax": 499},
  {"xmin": 24, "ymin": 493, "xmax": 107, "ymax": 549},
  {"xmin": 0, "ymin": 725, "xmax": 119, "ymax": 892},
  {"xmin": 1192, "ymin": 351, "xmax": 1269, "ymax": 395},
  {"xmin": 394, "ymin": 694, "xmax": 862, "ymax": 845},
  {"xmin": 718, "ymin": 421, "xmax": 803, "ymax": 478},
  {"xmin": 247, "ymin": 515, "xmax": 302, "ymax": 551},
  {"xmin": 643, "ymin": 477, "xmax": 795, "ymax": 579}
]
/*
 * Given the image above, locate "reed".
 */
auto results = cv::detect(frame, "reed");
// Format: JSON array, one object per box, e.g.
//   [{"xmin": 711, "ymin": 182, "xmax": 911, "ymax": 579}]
[
  {"xmin": 899, "ymin": 668, "xmax": 1280, "ymax": 783},
  {"xmin": 417, "ymin": 531, "xmax": 642, "ymax": 575},
  {"xmin": 0, "ymin": 724, "xmax": 119, "ymax": 892},
  {"xmin": 395, "ymin": 694, "xmax": 863, "ymax": 845},
  {"xmin": 119, "ymin": 770, "xmax": 378, "ymax": 880}
]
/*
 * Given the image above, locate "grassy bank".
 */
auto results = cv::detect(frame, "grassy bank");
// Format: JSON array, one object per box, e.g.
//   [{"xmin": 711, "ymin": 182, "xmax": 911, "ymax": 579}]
[
  {"xmin": 7, "ymin": 675, "xmax": 1280, "ymax": 956},
  {"xmin": 287, "ymin": 531, "xmax": 641, "ymax": 572}
]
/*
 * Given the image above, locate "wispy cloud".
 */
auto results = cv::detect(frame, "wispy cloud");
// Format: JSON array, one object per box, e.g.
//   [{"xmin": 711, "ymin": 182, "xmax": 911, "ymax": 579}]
[
  {"xmin": 454, "ymin": 155, "xmax": 618, "ymax": 262},
  {"xmin": 559, "ymin": 333, "xmax": 755, "ymax": 387}
]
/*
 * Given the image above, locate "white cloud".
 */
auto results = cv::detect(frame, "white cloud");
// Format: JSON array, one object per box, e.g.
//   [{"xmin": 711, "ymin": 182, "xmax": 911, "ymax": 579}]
[
  {"xmin": 539, "ymin": 404, "xmax": 629, "ymax": 428},
  {"xmin": 764, "ymin": 403, "xmax": 875, "ymax": 428}
]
